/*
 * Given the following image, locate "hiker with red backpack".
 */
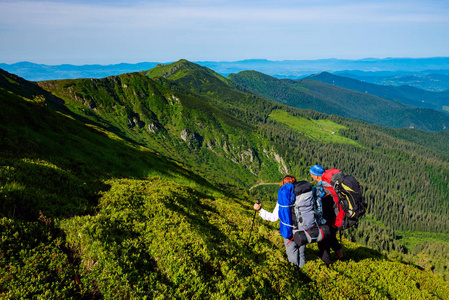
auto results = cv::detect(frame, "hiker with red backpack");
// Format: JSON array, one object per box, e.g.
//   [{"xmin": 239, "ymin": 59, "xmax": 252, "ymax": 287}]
[
  {"xmin": 309, "ymin": 165, "xmax": 367, "ymax": 261},
  {"xmin": 310, "ymin": 165, "xmax": 344, "ymax": 260}
]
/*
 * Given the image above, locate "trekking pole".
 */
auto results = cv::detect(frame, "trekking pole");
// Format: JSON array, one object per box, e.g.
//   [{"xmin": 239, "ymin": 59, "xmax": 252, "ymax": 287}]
[{"xmin": 247, "ymin": 199, "xmax": 260, "ymax": 248}]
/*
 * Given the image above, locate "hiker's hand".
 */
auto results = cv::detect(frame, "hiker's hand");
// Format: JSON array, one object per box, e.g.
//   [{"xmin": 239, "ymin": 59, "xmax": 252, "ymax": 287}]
[{"xmin": 253, "ymin": 202, "xmax": 262, "ymax": 211}]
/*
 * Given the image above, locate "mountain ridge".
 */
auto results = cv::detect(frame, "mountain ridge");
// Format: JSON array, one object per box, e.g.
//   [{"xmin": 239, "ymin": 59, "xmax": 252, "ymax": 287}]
[{"xmin": 2, "ymin": 57, "xmax": 449, "ymax": 82}]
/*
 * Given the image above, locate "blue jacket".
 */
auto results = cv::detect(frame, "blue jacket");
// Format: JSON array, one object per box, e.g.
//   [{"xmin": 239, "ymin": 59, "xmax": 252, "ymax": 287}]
[{"xmin": 277, "ymin": 183, "xmax": 296, "ymax": 239}]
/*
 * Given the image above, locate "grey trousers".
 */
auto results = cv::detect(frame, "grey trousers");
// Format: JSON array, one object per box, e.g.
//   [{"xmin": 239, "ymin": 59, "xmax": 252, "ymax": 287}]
[{"xmin": 283, "ymin": 237, "xmax": 306, "ymax": 268}]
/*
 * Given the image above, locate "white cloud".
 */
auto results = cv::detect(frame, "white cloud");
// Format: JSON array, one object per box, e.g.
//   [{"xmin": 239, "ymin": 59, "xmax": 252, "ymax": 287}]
[
  {"xmin": 2, "ymin": 0, "xmax": 448, "ymax": 29},
  {"xmin": 0, "ymin": 0, "xmax": 448, "ymax": 64}
]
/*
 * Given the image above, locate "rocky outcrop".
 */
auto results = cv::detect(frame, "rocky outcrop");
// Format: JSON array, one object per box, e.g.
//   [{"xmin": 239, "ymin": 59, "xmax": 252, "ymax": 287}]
[
  {"xmin": 181, "ymin": 129, "xmax": 203, "ymax": 148},
  {"xmin": 148, "ymin": 123, "xmax": 161, "ymax": 133},
  {"xmin": 264, "ymin": 148, "xmax": 289, "ymax": 174},
  {"xmin": 127, "ymin": 112, "xmax": 145, "ymax": 129},
  {"xmin": 86, "ymin": 101, "xmax": 96, "ymax": 109}
]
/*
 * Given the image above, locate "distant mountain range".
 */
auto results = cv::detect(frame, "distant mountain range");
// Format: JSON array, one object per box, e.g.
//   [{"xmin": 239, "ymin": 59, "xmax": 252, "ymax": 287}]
[
  {"xmin": 2, "ymin": 57, "xmax": 449, "ymax": 91},
  {"xmin": 228, "ymin": 70, "xmax": 449, "ymax": 131},
  {"xmin": 333, "ymin": 71, "xmax": 449, "ymax": 92},
  {"xmin": 200, "ymin": 57, "xmax": 449, "ymax": 79},
  {"xmin": 0, "ymin": 61, "xmax": 161, "ymax": 82},
  {"xmin": 306, "ymin": 72, "xmax": 449, "ymax": 112}
]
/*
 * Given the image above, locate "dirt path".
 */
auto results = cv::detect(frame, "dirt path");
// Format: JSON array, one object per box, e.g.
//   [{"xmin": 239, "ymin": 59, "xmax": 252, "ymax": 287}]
[{"xmin": 249, "ymin": 182, "xmax": 279, "ymax": 191}]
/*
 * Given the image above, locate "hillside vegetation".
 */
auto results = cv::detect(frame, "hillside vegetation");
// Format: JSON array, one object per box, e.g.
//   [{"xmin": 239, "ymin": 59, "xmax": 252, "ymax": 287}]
[{"xmin": 1, "ymin": 64, "xmax": 449, "ymax": 298}]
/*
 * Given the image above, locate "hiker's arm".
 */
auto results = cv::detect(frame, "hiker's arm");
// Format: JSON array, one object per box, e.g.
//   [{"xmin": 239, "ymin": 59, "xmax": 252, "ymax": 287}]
[{"xmin": 259, "ymin": 203, "xmax": 279, "ymax": 222}]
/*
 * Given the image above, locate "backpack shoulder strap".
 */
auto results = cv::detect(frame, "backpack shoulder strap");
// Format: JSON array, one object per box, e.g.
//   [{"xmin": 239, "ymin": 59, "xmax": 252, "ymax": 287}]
[
  {"xmin": 312, "ymin": 187, "xmax": 326, "ymax": 225},
  {"xmin": 320, "ymin": 180, "xmax": 331, "ymax": 187},
  {"xmin": 318, "ymin": 181, "xmax": 336, "ymax": 198}
]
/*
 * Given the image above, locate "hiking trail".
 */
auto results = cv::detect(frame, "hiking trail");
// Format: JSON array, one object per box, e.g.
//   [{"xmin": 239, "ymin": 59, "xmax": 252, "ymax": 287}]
[{"xmin": 249, "ymin": 181, "xmax": 279, "ymax": 191}]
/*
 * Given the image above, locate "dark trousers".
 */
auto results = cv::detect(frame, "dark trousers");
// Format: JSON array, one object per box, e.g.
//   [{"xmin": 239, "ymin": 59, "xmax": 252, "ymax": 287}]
[
  {"xmin": 293, "ymin": 224, "xmax": 331, "ymax": 265},
  {"xmin": 329, "ymin": 225, "xmax": 342, "ymax": 252}
]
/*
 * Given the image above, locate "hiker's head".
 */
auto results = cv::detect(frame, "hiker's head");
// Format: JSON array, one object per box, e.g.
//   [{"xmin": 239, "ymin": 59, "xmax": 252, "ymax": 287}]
[
  {"xmin": 281, "ymin": 175, "xmax": 296, "ymax": 186},
  {"xmin": 310, "ymin": 165, "xmax": 325, "ymax": 182}
]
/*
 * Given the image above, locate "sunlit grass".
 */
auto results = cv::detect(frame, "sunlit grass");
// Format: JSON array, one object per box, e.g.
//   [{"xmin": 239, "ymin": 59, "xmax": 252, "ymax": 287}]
[
  {"xmin": 269, "ymin": 109, "xmax": 361, "ymax": 147},
  {"xmin": 396, "ymin": 231, "xmax": 449, "ymax": 249}
]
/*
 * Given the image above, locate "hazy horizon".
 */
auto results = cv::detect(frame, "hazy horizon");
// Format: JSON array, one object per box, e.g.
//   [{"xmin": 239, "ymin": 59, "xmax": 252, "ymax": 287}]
[{"xmin": 2, "ymin": 56, "xmax": 449, "ymax": 67}]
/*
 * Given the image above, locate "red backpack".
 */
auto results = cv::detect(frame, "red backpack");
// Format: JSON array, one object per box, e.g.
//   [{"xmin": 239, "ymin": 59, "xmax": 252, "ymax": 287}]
[
  {"xmin": 321, "ymin": 168, "xmax": 346, "ymax": 228},
  {"xmin": 321, "ymin": 168, "xmax": 366, "ymax": 230}
]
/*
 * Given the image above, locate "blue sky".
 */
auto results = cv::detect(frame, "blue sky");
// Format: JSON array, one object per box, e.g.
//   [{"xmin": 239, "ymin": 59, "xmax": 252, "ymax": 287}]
[{"xmin": 0, "ymin": 0, "xmax": 448, "ymax": 65}]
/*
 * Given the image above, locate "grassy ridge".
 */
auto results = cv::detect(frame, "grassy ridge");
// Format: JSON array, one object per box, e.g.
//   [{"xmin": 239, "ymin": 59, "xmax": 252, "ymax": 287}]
[{"xmin": 39, "ymin": 60, "xmax": 449, "ymax": 269}]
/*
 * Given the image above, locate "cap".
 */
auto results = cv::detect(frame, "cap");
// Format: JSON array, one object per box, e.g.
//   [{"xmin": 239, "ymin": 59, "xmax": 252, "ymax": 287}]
[{"xmin": 310, "ymin": 165, "xmax": 325, "ymax": 176}]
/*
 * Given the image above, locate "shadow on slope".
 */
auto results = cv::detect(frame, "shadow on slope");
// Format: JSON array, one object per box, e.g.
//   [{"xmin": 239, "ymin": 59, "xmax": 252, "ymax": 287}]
[{"xmin": 0, "ymin": 77, "xmax": 223, "ymax": 221}]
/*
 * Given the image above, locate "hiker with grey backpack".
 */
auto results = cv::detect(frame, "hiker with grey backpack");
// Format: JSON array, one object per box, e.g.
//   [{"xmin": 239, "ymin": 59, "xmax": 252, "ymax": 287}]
[
  {"xmin": 253, "ymin": 175, "xmax": 306, "ymax": 268},
  {"xmin": 253, "ymin": 174, "xmax": 332, "ymax": 267},
  {"xmin": 290, "ymin": 179, "xmax": 332, "ymax": 267}
]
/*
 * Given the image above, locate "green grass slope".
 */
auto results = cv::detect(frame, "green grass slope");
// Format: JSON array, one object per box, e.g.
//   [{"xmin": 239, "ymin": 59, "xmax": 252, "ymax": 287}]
[
  {"xmin": 229, "ymin": 70, "xmax": 449, "ymax": 131},
  {"xmin": 268, "ymin": 109, "xmax": 361, "ymax": 146},
  {"xmin": 2, "ymin": 67, "xmax": 449, "ymax": 298}
]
